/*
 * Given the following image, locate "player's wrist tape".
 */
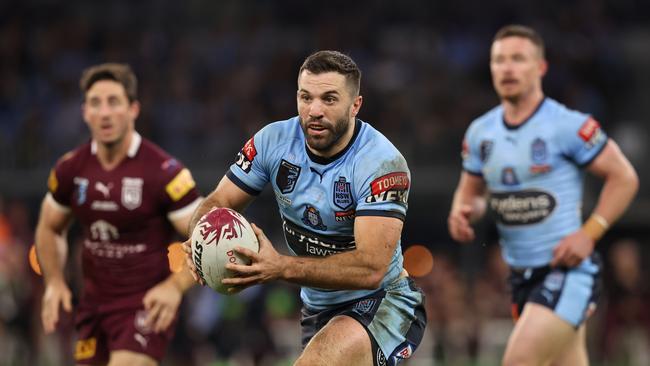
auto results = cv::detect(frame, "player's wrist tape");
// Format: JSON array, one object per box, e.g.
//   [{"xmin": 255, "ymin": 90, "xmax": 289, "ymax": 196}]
[{"xmin": 582, "ymin": 214, "xmax": 609, "ymax": 241}]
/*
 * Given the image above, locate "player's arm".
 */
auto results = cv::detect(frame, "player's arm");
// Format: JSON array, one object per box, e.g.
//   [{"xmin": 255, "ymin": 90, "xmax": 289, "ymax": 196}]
[
  {"xmin": 35, "ymin": 194, "xmax": 74, "ymax": 333},
  {"xmin": 189, "ymin": 174, "xmax": 256, "ymax": 231},
  {"xmin": 448, "ymin": 171, "xmax": 487, "ymax": 243},
  {"xmin": 582, "ymin": 140, "xmax": 639, "ymax": 240},
  {"xmin": 227, "ymin": 215, "xmax": 402, "ymax": 290},
  {"xmin": 552, "ymin": 140, "xmax": 639, "ymax": 267}
]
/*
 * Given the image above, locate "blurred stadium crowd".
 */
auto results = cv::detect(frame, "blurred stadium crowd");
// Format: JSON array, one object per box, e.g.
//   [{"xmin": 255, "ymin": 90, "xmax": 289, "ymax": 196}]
[{"xmin": 1, "ymin": 0, "xmax": 649, "ymax": 365}]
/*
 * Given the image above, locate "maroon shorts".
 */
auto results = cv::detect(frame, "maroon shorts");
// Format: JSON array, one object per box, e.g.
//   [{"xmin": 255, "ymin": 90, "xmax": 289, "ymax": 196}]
[{"xmin": 73, "ymin": 293, "xmax": 177, "ymax": 364}]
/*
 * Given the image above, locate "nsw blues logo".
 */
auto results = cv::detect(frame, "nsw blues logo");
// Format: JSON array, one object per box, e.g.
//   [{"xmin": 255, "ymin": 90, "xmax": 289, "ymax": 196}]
[
  {"xmin": 276, "ymin": 159, "xmax": 301, "ymax": 194},
  {"xmin": 530, "ymin": 138, "xmax": 552, "ymax": 174},
  {"xmin": 301, "ymin": 205, "xmax": 327, "ymax": 231},
  {"xmin": 531, "ymin": 138, "xmax": 547, "ymax": 163},
  {"xmin": 333, "ymin": 176, "xmax": 353, "ymax": 210}
]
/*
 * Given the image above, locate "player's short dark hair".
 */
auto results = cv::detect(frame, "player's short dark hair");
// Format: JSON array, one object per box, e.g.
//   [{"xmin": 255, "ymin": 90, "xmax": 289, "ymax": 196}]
[
  {"xmin": 299, "ymin": 50, "xmax": 361, "ymax": 96},
  {"xmin": 493, "ymin": 24, "xmax": 545, "ymax": 58},
  {"xmin": 79, "ymin": 63, "xmax": 138, "ymax": 102}
]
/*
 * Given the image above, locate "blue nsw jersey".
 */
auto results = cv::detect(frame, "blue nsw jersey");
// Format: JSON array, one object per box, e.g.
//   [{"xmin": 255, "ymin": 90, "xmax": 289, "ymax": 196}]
[
  {"xmin": 227, "ymin": 117, "xmax": 410, "ymax": 310},
  {"xmin": 462, "ymin": 98, "xmax": 608, "ymax": 267}
]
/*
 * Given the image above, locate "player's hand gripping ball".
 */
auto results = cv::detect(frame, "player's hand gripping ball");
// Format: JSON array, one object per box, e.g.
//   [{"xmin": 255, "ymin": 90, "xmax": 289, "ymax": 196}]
[{"xmin": 190, "ymin": 207, "xmax": 259, "ymax": 294}]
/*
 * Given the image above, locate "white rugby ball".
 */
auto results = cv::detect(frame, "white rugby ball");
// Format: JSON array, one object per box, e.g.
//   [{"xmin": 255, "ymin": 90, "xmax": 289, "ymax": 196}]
[{"xmin": 190, "ymin": 207, "xmax": 259, "ymax": 294}]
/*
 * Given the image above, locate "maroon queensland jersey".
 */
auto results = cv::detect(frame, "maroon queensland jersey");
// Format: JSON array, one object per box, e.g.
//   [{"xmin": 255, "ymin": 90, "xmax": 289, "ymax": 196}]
[{"xmin": 47, "ymin": 133, "xmax": 201, "ymax": 302}]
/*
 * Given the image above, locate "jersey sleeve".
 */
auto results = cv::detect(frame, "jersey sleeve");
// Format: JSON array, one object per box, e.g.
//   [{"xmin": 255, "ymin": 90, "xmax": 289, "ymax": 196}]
[
  {"xmin": 226, "ymin": 127, "xmax": 272, "ymax": 195},
  {"xmin": 47, "ymin": 152, "xmax": 77, "ymax": 211},
  {"xmin": 354, "ymin": 152, "xmax": 410, "ymax": 221},
  {"xmin": 559, "ymin": 116, "xmax": 608, "ymax": 166},
  {"xmin": 461, "ymin": 122, "xmax": 484, "ymax": 176},
  {"xmin": 158, "ymin": 158, "xmax": 202, "ymax": 218}
]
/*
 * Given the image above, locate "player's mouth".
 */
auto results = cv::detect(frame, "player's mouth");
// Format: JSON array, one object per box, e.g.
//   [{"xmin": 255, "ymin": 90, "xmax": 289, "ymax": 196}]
[
  {"xmin": 501, "ymin": 78, "xmax": 519, "ymax": 86},
  {"xmin": 307, "ymin": 124, "xmax": 329, "ymax": 135}
]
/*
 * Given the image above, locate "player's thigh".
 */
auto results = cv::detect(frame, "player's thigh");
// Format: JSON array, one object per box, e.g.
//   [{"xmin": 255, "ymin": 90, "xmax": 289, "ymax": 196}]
[
  {"xmin": 295, "ymin": 315, "xmax": 373, "ymax": 366},
  {"xmin": 107, "ymin": 350, "xmax": 157, "ymax": 366},
  {"xmin": 551, "ymin": 325, "xmax": 588, "ymax": 366},
  {"xmin": 503, "ymin": 303, "xmax": 578, "ymax": 366}
]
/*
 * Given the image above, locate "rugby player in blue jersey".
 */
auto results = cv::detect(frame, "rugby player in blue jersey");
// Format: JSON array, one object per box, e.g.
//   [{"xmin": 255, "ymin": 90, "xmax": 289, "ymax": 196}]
[
  {"xmin": 184, "ymin": 51, "xmax": 426, "ymax": 366},
  {"xmin": 448, "ymin": 25, "xmax": 639, "ymax": 366}
]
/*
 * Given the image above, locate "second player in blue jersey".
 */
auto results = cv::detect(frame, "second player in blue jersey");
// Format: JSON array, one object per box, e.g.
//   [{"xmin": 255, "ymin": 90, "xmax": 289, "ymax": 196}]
[{"xmin": 449, "ymin": 25, "xmax": 638, "ymax": 366}]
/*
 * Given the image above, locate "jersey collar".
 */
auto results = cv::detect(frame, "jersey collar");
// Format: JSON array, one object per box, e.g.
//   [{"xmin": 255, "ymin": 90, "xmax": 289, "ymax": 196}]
[
  {"xmin": 502, "ymin": 97, "xmax": 547, "ymax": 130},
  {"xmin": 90, "ymin": 132, "xmax": 142, "ymax": 158},
  {"xmin": 306, "ymin": 119, "xmax": 362, "ymax": 165}
]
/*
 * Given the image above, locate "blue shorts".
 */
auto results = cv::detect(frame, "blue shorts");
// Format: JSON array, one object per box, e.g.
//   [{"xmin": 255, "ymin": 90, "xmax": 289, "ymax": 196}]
[
  {"xmin": 300, "ymin": 277, "xmax": 427, "ymax": 366},
  {"xmin": 509, "ymin": 253, "xmax": 602, "ymax": 327}
]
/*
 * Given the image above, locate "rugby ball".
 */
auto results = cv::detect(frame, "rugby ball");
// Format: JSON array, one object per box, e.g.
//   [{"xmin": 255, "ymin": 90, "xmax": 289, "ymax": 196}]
[{"xmin": 190, "ymin": 207, "xmax": 259, "ymax": 294}]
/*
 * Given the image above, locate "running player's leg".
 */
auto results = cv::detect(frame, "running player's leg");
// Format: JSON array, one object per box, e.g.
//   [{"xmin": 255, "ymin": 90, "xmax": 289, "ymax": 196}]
[
  {"xmin": 502, "ymin": 303, "xmax": 578, "ymax": 366},
  {"xmin": 551, "ymin": 325, "xmax": 588, "ymax": 366},
  {"xmin": 295, "ymin": 315, "xmax": 373, "ymax": 366},
  {"xmin": 107, "ymin": 350, "xmax": 157, "ymax": 366}
]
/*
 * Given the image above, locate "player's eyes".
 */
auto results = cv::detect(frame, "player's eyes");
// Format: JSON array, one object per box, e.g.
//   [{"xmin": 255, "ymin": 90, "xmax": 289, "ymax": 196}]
[
  {"xmin": 299, "ymin": 94, "xmax": 311, "ymax": 102},
  {"xmin": 324, "ymin": 96, "xmax": 337, "ymax": 104}
]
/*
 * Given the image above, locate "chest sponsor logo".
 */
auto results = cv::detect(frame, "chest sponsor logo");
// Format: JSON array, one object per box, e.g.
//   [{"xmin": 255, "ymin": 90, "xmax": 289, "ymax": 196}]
[
  {"xmin": 122, "ymin": 177, "xmax": 143, "ymax": 210},
  {"xmin": 333, "ymin": 176, "xmax": 353, "ymax": 210},
  {"xmin": 501, "ymin": 167, "xmax": 519, "ymax": 186},
  {"xmin": 480, "ymin": 140, "xmax": 493, "ymax": 163},
  {"xmin": 365, "ymin": 172, "xmax": 409, "ymax": 204},
  {"xmin": 276, "ymin": 159, "xmax": 301, "ymax": 194},
  {"xmin": 235, "ymin": 137, "xmax": 257, "ymax": 173},
  {"xmin": 74, "ymin": 177, "xmax": 89, "ymax": 205},
  {"xmin": 90, "ymin": 220, "xmax": 119, "ymax": 242},
  {"xmin": 283, "ymin": 219, "xmax": 355, "ymax": 257},
  {"xmin": 301, "ymin": 205, "xmax": 327, "ymax": 231},
  {"xmin": 578, "ymin": 117, "xmax": 605, "ymax": 148},
  {"xmin": 489, "ymin": 190, "xmax": 556, "ymax": 226}
]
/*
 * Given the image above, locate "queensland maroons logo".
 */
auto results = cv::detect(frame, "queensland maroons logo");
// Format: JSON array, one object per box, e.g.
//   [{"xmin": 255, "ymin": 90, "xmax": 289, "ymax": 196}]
[{"xmin": 197, "ymin": 208, "xmax": 246, "ymax": 245}]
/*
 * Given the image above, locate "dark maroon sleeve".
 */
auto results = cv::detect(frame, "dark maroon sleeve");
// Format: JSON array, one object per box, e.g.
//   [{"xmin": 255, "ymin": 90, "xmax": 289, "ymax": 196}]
[
  {"xmin": 156, "ymin": 158, "xmax": 201, "ymax": 213},
  {"xmin": 48, "ymin": 152, "xmax": 78, "ymax": 208}
]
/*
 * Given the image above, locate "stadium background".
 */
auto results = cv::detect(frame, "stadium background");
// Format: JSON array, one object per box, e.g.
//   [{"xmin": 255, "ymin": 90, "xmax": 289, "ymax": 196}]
[{"xmin": 0, "ymin": 0, "xmax": 648, "ymax": 365}]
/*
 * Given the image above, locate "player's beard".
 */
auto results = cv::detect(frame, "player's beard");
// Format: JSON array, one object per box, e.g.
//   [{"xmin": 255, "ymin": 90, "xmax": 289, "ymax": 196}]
[{"xmin": 300, "ymin": 114, "xmax": 350, "ymax": 155}]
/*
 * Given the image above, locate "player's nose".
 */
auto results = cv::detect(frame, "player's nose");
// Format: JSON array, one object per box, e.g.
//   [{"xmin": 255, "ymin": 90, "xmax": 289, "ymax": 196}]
[{"xmin": 308, "ymin": 100, "xmax": 325, "ymax": 118}]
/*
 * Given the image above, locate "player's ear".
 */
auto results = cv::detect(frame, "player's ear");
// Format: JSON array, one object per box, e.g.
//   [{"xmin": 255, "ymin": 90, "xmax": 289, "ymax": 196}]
[
  {"xmin": 129, "ymin": 100, "xmax": 141, "ymax": 120},
  {"xmin": 351, "ymin": 95, "xmax": 363, "ymax": 118},
  {"xmin": 538, "ymin": 58, "xmax": 548, "ymax": 78}
]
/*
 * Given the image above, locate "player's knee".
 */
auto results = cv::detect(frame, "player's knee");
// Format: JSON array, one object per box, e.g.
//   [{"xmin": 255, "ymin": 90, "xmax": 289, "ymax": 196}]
[
  {"xmin": 502, "ymin": 349, "xmax": 537, "ymax": 366},
  {"xmin": 294, "ymin": 352, "xmax": 327, "ymax": 366}
]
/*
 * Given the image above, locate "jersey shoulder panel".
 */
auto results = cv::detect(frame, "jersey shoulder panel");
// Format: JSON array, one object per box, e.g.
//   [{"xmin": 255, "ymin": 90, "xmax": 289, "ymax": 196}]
[
  {"xmin": 545, "ymin": 98, "xmax": 608, "ymax": 165},
  {"xmin": 137, "ymin": 138, "xmax": 201, "ymax": 208},
  {"xmin": 49, "ymin": 142, "xmax": 92, "ymax": 206},
  {"xmin": 352, "ymin": 123, "xmax": 410, "ymax": 218},
  {"xmin": 229, "ymin": 117, "xmax": 303, "ymax": 193},
  {"xmin": 462, "ymin": 105, "xmax": 502, "ymax": 174}
]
